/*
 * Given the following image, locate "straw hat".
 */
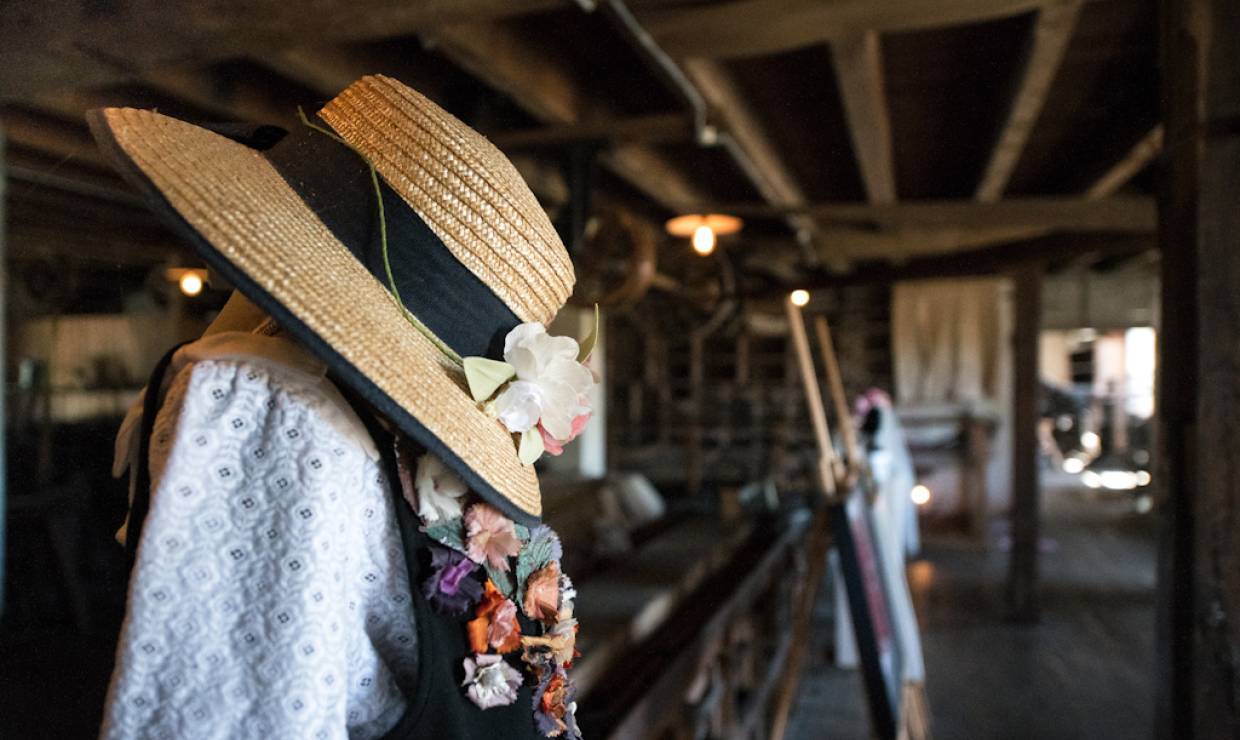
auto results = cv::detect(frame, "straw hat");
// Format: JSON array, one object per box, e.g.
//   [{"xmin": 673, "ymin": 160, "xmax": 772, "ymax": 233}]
[{"xmin": 87, "ymin": 75, "xmax": 577, "ymax": 524}]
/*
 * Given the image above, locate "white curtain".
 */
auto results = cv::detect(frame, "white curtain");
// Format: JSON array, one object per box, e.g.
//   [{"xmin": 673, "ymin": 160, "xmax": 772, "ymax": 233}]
[{"xmin": 892, "ymin": 278, "xmax": 1013, "ymax": 510}]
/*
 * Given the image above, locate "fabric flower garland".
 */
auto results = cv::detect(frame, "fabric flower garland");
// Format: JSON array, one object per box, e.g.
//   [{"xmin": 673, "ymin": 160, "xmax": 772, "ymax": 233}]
[
  {"xmin": 463, "ymin": 307, "xmax": 598, "ymax": 465},
  {"xmin": 409, "ymin": 451, "xmax": 584, "ymax": 738}
]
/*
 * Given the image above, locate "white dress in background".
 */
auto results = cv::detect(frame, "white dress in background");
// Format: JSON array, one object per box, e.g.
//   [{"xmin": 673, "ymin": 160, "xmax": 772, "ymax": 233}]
[{"xmin": 103, "ymin": 333, "xmax": 415, "ymax": 739}]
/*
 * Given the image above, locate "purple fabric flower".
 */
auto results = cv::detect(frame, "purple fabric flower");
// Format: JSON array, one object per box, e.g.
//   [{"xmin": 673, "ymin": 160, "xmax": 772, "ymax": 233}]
[{"xmin": 423, "ymin": 545, "xmax": 483, "ymax": 616}]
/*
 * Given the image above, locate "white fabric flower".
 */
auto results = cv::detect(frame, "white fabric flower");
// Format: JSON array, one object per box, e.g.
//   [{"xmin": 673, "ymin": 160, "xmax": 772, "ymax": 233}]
[
  {"xmin": 492, "ymin": 323, "xmax": 593, "ymax": 439},
  {"xmin": 462, "ymin": 654, "xmax": 523, "ymax": 709},
  {"xmin": 412, "ymin": 453, "xmax": 467, "ymax": 523}
]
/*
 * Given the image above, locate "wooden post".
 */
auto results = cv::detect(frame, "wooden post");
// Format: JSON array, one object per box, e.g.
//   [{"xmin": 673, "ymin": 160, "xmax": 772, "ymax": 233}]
[
  {"xmin": 1157, "ymin": 0, "xmax": 1240, "ymax": 735},
  {"xmin": 1006, "ymin": 261, "xmax": 1042, "ymax": 622},
  {"xmin": 814, "ymin": 315, "xmax": 861, "ymax": 478},
  {"xmin": 768, "ymin": 297, "xmax": 839, "ymax": 740},
  {"xmin": 784, "ymin": 299, "xmax": 838, "ymax": 497},
  {"xmin": 0, "ymin": 126, "xmax": 6, "ymax": 617},
  {"xmin": 687, "ymin": 332, "xmax": 704, "ymax": 495}
]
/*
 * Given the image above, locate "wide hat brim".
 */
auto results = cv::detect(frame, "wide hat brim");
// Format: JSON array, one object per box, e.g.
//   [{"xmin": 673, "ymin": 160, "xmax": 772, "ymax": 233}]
[{"xmin": 87, "ymin": 95, "xmax": 553, "ymax": 524}]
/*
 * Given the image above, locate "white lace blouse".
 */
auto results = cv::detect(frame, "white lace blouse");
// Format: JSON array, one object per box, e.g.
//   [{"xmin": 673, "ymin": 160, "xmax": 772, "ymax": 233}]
[{"xmin": 103, "ymin": 332, "xmax": 416, "ymax": 739}]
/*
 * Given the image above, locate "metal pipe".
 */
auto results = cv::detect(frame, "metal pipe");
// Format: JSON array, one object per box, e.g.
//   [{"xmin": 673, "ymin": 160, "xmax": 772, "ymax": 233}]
[
  {"xmin": 601, "ymin": 0, "xmax": 821, "ymax": 267},
  {"xmin": 601, "ymin": 0, "xmax": 712, "ymax": 146}
]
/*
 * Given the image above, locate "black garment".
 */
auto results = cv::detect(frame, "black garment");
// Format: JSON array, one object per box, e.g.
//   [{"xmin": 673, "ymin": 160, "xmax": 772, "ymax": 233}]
[{"xmin": 126, "ymin": 348, "xmax": 546, "ymax": 739}]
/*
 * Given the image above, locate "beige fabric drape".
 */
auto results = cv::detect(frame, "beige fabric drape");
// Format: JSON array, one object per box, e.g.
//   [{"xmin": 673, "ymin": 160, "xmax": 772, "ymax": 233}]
[
  {"xmin": 892, "ymin": 278, "xmax": 1008, "ymax": 405},
  {"xmin": 892, "ymin": 278, "xmax": 1014, "ymax": 510}
]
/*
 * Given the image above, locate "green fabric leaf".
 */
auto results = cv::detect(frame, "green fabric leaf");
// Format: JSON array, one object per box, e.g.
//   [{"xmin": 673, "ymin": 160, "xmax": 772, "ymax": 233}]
[
  {"xmin": 577, "ymin": 304, "xmax": 600, "ymax": 363},
  {"xmin": 424, "ymin": 517, "xmax": 466, "ymax": 552},
  {"xmin": 515, "ymin": 525, "xmax": 562, "ymax": 604},
  {"xmin": 519, "ymin": 428, "xmax": 544, "ymax": 465},
  {"xmin": 463, "ymin": 356, "xmax": 515, "ymax": 403},
  {"xmin": 486, "ymin": 562, "xmax": 515, "ymax": 600},
  {"xmin": 515, "ymin": 523, "xmax": 531, "ymax": 543}
]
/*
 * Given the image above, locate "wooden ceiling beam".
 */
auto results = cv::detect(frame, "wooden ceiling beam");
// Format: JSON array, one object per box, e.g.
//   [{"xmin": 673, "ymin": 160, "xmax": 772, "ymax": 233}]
[
  {"xmin": 787, "ymin": 233, "xmax": 1155, "ymax": 290},
  {"xmin": 640, "ymin": 0, "xmax": 1057, "ymax": 59},
  {"xmin": 830, "ymin": 32, "xmax": 897, "ymax": 205},
  {"xmin": 975, "ymin": 1, "xmax": 1082, "ymax": 202},
  {"xmin": 1085, "ymin": 124, "xmax": 1164, "ymax": 199},
  {"xmin": 1, "ymin": 0, "xmax": 563, "ymax": 101},
  {"xmin": 680, "ymin": 59, "xmax": 835, "ymax": 265},
  {"xmin": 704, "ymin": 195, "xmax": 1155, "ymax": 232},
  {"xmin": 256, "ymin": 47, "xmax": 397, "ymax": 101},
  {"xmin": 0, "ymin": 109, "xmax": 110, "ymax": 169},
  {"xmin": 140, "ymin": 66, "xmax": 301, "ymax": 129},
  {"xmin": 428, "ymin": 22, "xmax": 710, "ymax": 213},
  {"xmin": 488, "ymin": 113, "xmax": 693, "ymax": 149}
]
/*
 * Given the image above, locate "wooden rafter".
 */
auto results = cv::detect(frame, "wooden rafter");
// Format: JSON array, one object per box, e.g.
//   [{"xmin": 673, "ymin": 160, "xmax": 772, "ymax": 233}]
[
  {"xmin": 427, "ymin": 22, "xmax": 709, "ymax": 213},
  {"xmin": 141, "ymin": 66, "xmax": 300, "ymax": 129},
  {"xmin": 830, "ymin": 32, "xmax": 897, "ymax": 205},
  {"xmin": 0, "ymin": 0, "xmax": 562, "ymax": 100},
  {"xmin": 1085, "ymin": 124, "xmax": 1164, "ymax": 199},
  {"xmin": 488, "ymin": 113, "xmax": 693, "ymax": 149},
  {"xmin": 640, "ymin": 0, "xmax": 1055, "ymax": 59},
  {"xmin": 703, "ymin": 195, "xmax": 1155, "ymax": 232},
  {"xmin": 975, "ymin": 1, "xmax": 1082, "ymax": 202},
  {"xmin": 681, "ymin": 59, "xmax": 834, "ymax": 264},
  {"xmin": 822, "ymin": 223, "xmax": 1060, "ymax": 260},
  {"xmin": 788, "ymin": 233, "xmax": 1156, "ymax": 289},
  {"xmin": 0, "ymin": 109, "xmax": 110, "ymax": 169}
]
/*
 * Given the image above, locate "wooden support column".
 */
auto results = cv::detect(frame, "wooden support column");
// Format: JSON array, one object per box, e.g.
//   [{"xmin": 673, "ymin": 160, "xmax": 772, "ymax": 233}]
[
  {"xmin": 1157, "ymin": 0, "xmax": 1240, "ymax": 735},
  {"xmin": 1007, "ymin": 260, "xmax": 1042, "ymax": 622},
  {"xmin": 0, "ymin": 126, "xmax": 7, "ymax": 617}
]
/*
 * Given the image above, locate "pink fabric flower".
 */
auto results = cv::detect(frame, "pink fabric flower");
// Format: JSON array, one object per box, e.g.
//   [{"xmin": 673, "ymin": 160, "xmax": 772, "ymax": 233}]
[
  {"xmin": 464, "ymin": 503, "xmax": 522, "ymax": 571},
  {"xmin": 539, "ymin": 411, "xmax": 591, "ymax": 456},
  {"xmin": 462, "ymin": 653, "xmax": 522, "ymax": 709},
  {"xmin": 489, "ymin": 598, "xmax": 520, "ymax": 649},
  {"xmin": 523, "ymin": 561, "xmax": 561, "ymax": 623}
]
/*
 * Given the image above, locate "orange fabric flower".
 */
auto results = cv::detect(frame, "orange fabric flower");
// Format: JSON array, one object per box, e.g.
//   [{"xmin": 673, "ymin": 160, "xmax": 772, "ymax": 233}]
[
  {"xmin": 468, "ymin": 580, "xmax": 522, "ymax": 654},
  {"xmin": 523, "ymin": 561, "xmax": 561, "ymax": 624}
]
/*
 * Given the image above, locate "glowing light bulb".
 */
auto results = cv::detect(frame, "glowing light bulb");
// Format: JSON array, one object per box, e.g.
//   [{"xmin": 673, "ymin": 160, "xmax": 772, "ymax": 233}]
[
  {"xmin": 911, "ymin": 485, "xmax": 931, "ymax": 506},
  {"xmin": 179, "ymin": 272, "xmax": 204, "ymax": 297},
  {"xmin": 692, "ymin": 224, "xmax": 716, "ymax": 255},
  {"xmin": 789, "ymin": 289, "xmax": 810, "ymax": 307}
]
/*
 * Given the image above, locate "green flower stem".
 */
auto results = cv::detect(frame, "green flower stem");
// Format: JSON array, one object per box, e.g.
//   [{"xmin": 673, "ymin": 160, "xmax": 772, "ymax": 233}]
[{"xmin": 298, "ymin": 108, "xmax": 463, "ymax": 367}]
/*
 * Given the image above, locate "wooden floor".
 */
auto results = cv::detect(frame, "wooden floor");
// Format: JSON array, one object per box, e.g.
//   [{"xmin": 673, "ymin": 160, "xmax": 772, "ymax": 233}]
[{"xmin": 788, "ymin": 478, "xmax": 1157, "ymax": 739}]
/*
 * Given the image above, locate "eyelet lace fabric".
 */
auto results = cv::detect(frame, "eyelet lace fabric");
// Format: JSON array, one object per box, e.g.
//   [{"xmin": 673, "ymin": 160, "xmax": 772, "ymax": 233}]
[{"xmin": 103, "ymin": 358, "xmax": 415, "ymax": 739}]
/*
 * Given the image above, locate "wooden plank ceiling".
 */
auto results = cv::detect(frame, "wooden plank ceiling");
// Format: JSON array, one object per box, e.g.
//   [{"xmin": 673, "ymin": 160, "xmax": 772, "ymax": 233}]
[{"xmin": 1, "ymin": 0, "xmax": 1159, "ymax": 291}]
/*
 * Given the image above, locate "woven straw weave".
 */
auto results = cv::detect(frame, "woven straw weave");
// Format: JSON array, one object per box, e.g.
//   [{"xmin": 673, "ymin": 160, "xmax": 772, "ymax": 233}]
[{"xmin": 320, "ymin": 75, "xmax": 575, "ymax": 326}]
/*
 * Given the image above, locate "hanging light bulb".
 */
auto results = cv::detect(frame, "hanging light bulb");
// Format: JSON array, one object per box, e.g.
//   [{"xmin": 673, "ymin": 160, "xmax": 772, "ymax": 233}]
[
  {"xmin": 691, "ymin": 224, "xmax": 716, "ymax": 255},
  {"xmin": 789, "ymin": 289, "xmax": 810, "ymax": 307},
  {"xmin": 179, "ymin": 272, "xmax": 204, "ymax": 297},
  {"xmin": 666, "ymin": 214, "xmax": 741, "ymax": 256}
]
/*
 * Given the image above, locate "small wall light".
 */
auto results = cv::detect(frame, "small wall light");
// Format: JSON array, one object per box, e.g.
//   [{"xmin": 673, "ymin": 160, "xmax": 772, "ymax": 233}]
[{"xmin": 789, "ymin": 289, "xmax": 810, "ymax": 307}]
